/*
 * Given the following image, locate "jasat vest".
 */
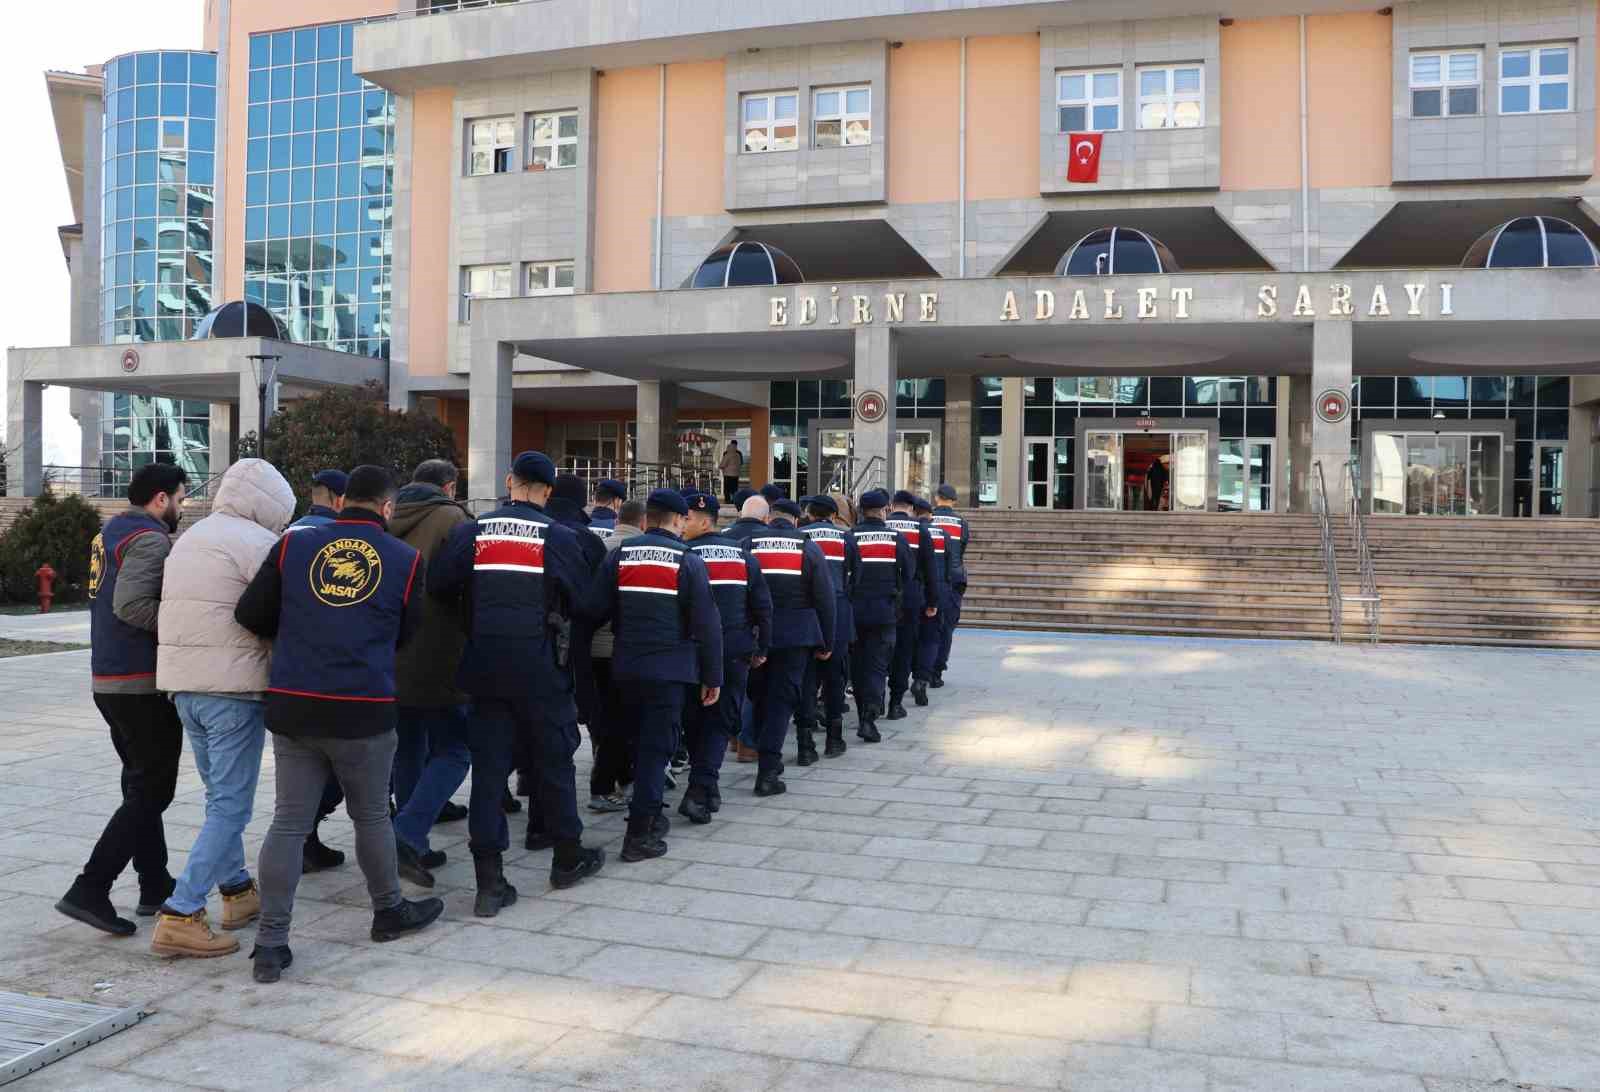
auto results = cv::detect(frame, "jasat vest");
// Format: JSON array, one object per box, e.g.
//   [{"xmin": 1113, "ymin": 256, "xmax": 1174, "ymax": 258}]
[{"xmin": 89, "ymin": 511, "xmax": 168, "ymax": 683}]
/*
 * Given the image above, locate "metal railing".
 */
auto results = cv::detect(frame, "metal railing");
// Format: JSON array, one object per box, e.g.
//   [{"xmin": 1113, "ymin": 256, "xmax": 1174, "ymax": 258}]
[
  {"xmin": 1312, "ymin": 460, "xmax": 1344, "ymax": 645},
  {"xmin": 402, "ymin": 0, "xmax": 537, "ymax": 16},
  {"xmin": 824, "ymin": 455, "xmax": 886, "ymax": 502},
  {"xmin": 557, "ymin": 458, "xmax": 717, "ymax": 498},
  {"xmin": 1343, "ymin": 459, "xmax": 1382, "ymax": 644},
  {"xmin": 38, "ymin": 466, "xmax": 225, "ymax": 501}
]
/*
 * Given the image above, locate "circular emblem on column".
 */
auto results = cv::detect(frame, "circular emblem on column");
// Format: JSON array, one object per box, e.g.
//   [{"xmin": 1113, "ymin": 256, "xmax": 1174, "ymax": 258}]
[
  {"xmin": 854, "ymin": 389, "xmax": 888, "ymax": 423},
  {"xmin": 119, "ymin": 348, "xmax": 140, "ymax": 374},
  {"xmin": 1315, "ymin": 388, "xmax": 1350, "ymax": 424}
]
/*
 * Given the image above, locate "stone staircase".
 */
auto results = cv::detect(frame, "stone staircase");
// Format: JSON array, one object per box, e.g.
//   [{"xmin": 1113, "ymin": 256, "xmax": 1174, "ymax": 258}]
[{"xmin": 959, "ymin": 509, "xmax": 1600, "ymax": 649}]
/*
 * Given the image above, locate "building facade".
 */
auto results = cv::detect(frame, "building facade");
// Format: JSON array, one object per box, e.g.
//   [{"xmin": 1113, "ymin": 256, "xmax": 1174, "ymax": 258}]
[{"xmin": 16, "ymin": 0, "xmax": 1600, "ymax": 519}]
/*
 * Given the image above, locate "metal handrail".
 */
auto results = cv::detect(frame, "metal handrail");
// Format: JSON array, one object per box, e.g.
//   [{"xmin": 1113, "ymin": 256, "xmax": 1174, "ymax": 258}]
[
  {"xmin": 1344, "ymin": 459, "xmax": 1382, "ymax": 644},
  {"xmin": 825, "ymin": 454, "xmax": 886, "ymax": 501},
  {"xmin": 556, "ymin": 457, "xmax": 716, "ymax": 498},
  {"xmin": 38, "ymin": 465, "xmax": 226, "ymax": 500},
  {"xmin": 1312, "ymin": 460, "xmax": 1343, "ymax": 644}
]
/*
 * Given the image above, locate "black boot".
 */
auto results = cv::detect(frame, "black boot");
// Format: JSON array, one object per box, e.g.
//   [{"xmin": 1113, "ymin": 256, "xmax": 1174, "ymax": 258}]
[
  {"xmin": 436, "ymin": 801, "xmax": 467, "ymax": 823},
  {"xmin": 620, "ymin": 815, "xmax": 668, "ymax": 862},
  {"xmin": 550, "ymin": 844, "xmax": 606, "ymax": 889},
  {"xmin": 251, "ymin": 944, "xmax": 293, "ymax": 983},
  {"xmin": 706, "ymin": 786, "xmax": 722, "ymax": 813},
  {"xmin": 372, "ymin": 896, "xmax": 445, "ymax": 941},
  {"xmin": 55, "ymin": 883, "xmax": 135, "ymax": 937},
  {"xmin": 678, "ymin": 786, "xmax": 712, "ymax": 825},
  {"xmin": 395, "ymin": 839, "xmax": 435, "ymax": 888},
  {"xmin": 929, "ymin": 672, "xmax": 945, "ymax": 689},
  {"xmin": 886, "ymin": 696, "xmax": 908, "ymax": 720},
  {"xmin": 911, "ymin": 679, "xmax": 929, "ymax": 707},
  {"xmin": 302, "ymin": 824, "xmax": 346, "ymax": 873},
  {"xmin": 471, "ymin": 852, "xmax": 518, "ymax": 918},
  {"xmin": 795, "ymin": 725, "xmax": 819, "ymax": 766},
  {"xmin": 824, "ymin": 718, "xmax": 847, "ymax": 758},
  {"xmin": 753, "ymin": 771, "xmax": 787, "ymax": 797},
  {"xmin": 858, "ymin": 708, "xmax": 882, "ymax": 744},
  {"xmin": 136, "ymin": 874, "xmax": 176, "ymax": 917},
  {"xmin": 501, "ymin": 786, "xmax": 523, "ymax": 814}
]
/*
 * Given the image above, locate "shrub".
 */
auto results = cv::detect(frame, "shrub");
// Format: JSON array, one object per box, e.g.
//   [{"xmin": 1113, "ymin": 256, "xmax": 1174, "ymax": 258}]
[{"xmin": 0, "ymin": 492, "xmax": 106, "ymax": 604}]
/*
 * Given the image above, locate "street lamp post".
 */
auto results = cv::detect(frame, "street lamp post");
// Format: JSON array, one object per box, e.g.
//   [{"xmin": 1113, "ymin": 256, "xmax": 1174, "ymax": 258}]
[{"xmin": 245, "ymin": 353, "xmax": 283, "ymax": 462}]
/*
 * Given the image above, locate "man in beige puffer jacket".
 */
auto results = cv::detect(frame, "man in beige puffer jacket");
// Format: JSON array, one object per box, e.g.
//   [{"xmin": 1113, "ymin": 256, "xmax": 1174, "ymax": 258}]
[{"xmin": 149, "ymin": 458, "xmax": 296, "ymax": 958}]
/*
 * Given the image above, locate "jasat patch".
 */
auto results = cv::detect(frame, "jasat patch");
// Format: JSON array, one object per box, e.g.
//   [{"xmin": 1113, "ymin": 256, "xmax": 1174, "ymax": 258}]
[{"xmin": 310, "ymin": 537, "xmax": 383, "ymax": 607}]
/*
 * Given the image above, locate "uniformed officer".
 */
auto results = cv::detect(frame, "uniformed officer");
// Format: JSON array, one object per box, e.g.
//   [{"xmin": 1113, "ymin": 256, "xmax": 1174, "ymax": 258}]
[
  {"xmin": 680, "ymin": 492, "xmax": 772, "ymax": 823},
  {"xmin": 429, "ymin": 451, "xmax": 606, "ymax": 917},
  {"xmin": 929, "ymin": 483, "xmax": 971, "ymax": 688},
  {"xmin": 848, "ymin": 489, "xmax": 912, "ymax": 742},
  {"xmin": 797, "ymin": 494, "xmax": 858, "ymax": 761},
  {"xmin": 587, "ymin": 489, "xmax": 722, "ymax": 860},
  {"xmin": 885, "ymin": 490, "xmax": 941, "ymax": 719},
  {"xmin": 748, "ymin": 498, "xmax": 835, "ymax": 795},
  {"xmin": 589, "ymin": 478, "xmax": 627, "ymax": 543},
  {"xmin": 911, "ymin": 495, "xmax": 948, "ymax": 706}
]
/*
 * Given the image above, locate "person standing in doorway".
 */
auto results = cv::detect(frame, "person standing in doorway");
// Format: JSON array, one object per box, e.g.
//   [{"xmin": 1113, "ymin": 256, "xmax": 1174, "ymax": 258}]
[
  {"xmin": 55, "ymin": 463, "xmax": 189, "ymax": 937},
  {"xmin": 148, "ymin": 458, "xmax": 295, "ymax": 958},
  {"xmin": 1145, "ymin": 454, "xmax": 1170, "ymax": 512},
  {"xmin": 720, "ymin": 440, "xmax": 744, "ymax": 503}
]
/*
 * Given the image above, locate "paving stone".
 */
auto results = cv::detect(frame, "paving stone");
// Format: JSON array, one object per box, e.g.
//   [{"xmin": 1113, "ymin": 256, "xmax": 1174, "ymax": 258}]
[
  {"xmin": 630, "ymin": 994, "xmax": 877, "ymax": 1063},
  {"xmin": 567, "ymin": 942, "xmax": 758, "ymax": 998},
  {"xmin": 855, "ymin": 1022, "xmax": 1072, "ymax": 1088},
  {"xmin": 1190, "ymin": 969, "xmax": 1378, "ymax": 1018},
  {"xmin": 943, "ymin": 987, "xmax": 1152, "ymax": 1044},
  {"xmin": 1282, "ymin": 1014, "xmax": 1509, "ymax": 1080},
  {"xmin": 736, "ymin": 963, "xmax": 954, "ymax": 1023}
]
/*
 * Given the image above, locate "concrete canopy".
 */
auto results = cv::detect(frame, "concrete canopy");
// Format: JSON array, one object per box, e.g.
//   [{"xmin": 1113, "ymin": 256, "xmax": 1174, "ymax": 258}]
[
  {"xmin": 1334, "ymin": 197, "xmax": 1600, "ymax": 269},
  {"xmin": 996, "ymin": 208, "xmax": 1276, "ymax": 275},
  {"xmin": 700, "ymin": 221, "xmax": 941, "ymax": 285}
]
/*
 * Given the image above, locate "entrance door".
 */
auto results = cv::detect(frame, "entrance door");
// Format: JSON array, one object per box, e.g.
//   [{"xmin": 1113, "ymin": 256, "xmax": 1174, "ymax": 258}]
[
  {"xmin": 1247, "ymin": 440, "xmax": 1274, "ymax": 512},
  {"xmin": 1537, "ymin": 443, "xmax": 1566, "ymax": 516},
  {"xmin": 1024, "ymin": 437, "xmax": 1053, "ymax": 508},
  {"xmin": 1219, "ymin": 439, "xmax": 1274, "ymax": 512},
  {"xmin": 1083, "ymin": 431, "xmax": 1124, "ymax": 510},
  {"xmin": 816, "ymin": 426, "xmax": 853, "ymax": 495},
  {"xmin": 898, "ymin": 429, "xmax": 935, "ymax": 499}
]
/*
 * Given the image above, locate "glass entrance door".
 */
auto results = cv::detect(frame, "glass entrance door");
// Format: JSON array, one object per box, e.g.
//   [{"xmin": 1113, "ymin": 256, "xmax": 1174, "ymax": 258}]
[
  {"xmin": 1537, "ymin": 443, "xmax": 1566, "ymax": 516},
  {"xmin": 816, "ymin": 427, "xmax": 852, "ymax": 496},
  {"xmin": 1370, "ymin": 432, "xmax": 1501, "ymax": 516},
  {"xmin": 1219, "ymin": 439, "xmax": 1274, "ymax": 512},
  {"xmin": 897, "ymin": 429, "xmax": 934, "ymax": 499},
  {"xmin": 1084, "ymin": 430, "xmax": 1123, "ymax": 510},
  {"xmin": 1170, "ymin": 431, "xmax": 1209, "ymax": 512},
  {"xmin": 1024, "ymin": 437, "xmax": 1053, "ymax": 507}
]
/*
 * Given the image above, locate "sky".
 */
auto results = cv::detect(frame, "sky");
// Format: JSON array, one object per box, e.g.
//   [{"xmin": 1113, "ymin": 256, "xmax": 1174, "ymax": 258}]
[{"xmin": 0, "ymin": 0, "xmax": 206, "ymax": 466}]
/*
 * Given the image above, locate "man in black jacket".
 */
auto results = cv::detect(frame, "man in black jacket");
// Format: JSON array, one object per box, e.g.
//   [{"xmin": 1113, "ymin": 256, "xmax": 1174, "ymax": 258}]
[{"xmin": 235, "ymin": 465, "xmax": 444, "ymax": 983}]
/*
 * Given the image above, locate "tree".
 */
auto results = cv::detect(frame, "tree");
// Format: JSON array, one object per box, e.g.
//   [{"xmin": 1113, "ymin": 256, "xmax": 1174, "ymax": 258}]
[
  {"xmin": 0, "ymin": 492, "xmax": 105, "ymax": 603},
  {"xmin": 251, "ymin": 382, "xmax": 460, "ymax": 511}
]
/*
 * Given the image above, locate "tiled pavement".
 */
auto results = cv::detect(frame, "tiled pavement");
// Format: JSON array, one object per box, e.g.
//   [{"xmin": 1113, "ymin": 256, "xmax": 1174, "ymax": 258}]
[{"xmin": 1, "ymin": 633, "xmax": 1598, "ymax": 1090}]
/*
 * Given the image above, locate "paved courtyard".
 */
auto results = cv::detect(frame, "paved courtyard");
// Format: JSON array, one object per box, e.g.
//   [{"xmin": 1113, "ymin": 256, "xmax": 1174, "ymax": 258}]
[{"xmin": 0, "ymin": 631, "xmax": 1598, "ymax": 1090}]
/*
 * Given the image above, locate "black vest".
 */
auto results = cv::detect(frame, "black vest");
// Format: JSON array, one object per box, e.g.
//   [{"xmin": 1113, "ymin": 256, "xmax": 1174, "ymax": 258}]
[
  {"xmin": 850, "ymin": 518, "xmax": 902, "ymax": 628},
  {"xmin": 689, "ymin": 531, "xmax": 758, "ymax": 657},
  {"xmin": 456, "ymin": 501, "xmax": 569, "ymax": 698},
  {"xmin": 89, "ymin": 511, "xmax": 167, "ymax": 682},
  {"xmin": 930, "ymin": 506, "xmax": 968, "ymax": 585}
]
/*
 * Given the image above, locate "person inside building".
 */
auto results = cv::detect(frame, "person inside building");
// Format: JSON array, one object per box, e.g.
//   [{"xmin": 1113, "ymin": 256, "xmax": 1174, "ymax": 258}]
[
  {"xmin": 885, "ymin": 490, "xmax": 940, "ymax": 720},
  {"xmin": 55, "ymin": 463, "xmax": 189, "ymax": 937},
  {"xmin": 911, "ymin": 496, "xmax": 949, "ymax": 707},
  {"xmin": 586, "ymin": 498, "xmax": 645, "ymax": 813},
  {"xmin": 429, "ymin": 451, "xmax": 606, "ymax": 916},
  {"xmin": 681, "ymin": 491, "xmax": 770, "ymax": 822},
  {"xmin": 719, "ymin": 440, "xmax": 744, "ymax": 503},
  {"xmin": 148, "ymin": 458, "xmax": 294, "ymax": 959},
  {"xmin": 796, "ymin": 494, "xmax": 858, "ymax": 761},
  {"xmin": 1144, "ymin": 454, "xmax": 1170, "ymax": 512},
  {"xmin": 586, "ymin": 489, "xmax": 722, "ymax": 860},
  {"xmin": 848, "ymin": 488, "xmax": 911, "ymax": 742},
  {"xmin": 235, "ymin": 465, "xmax": 444, "ymax": 983},
  {"xmin": 929, "ymin": 483, "xmax": 971, "ymax": 688},
  {"xmin": 387, "ymin": 459, "xmax": 474, "ymax": 889},
  {"xmin": 589, "ymin": 478, "xmax": 627, "ymax": 542},
  {"xmin": 748, "ymin": 498, "xmax": 834, "ymax": 796}
]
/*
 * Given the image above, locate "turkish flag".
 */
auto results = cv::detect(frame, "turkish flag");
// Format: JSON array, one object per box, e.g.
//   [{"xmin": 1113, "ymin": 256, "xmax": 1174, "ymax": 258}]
[{"xmin": 1066, "ymin": 132, "xmax": 1103, "ymax": 183}]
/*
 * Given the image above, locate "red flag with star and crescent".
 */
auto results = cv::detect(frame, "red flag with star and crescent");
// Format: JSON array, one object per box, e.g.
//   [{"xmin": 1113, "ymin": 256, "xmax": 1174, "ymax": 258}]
[{"xmin": 1066, "ymin": 132, "xmax": 1103, "ymax": 183}]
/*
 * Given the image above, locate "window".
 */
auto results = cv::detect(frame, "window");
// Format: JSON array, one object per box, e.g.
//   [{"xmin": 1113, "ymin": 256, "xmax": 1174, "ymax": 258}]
[
  {"xmin": 741, "ymin": 91, "xmax": 798, "ymax": 153},
  {"xmin": 1500, "ymin": 45, "xmax": 1571, "ymax": 113},
  {"xmin": 1409, "ymin": 51, "xmax": 1480, "ymax": 117},
  {"xmin": 527, "ymin": 109, "xmax": 577, "ymax": 169},
  {"xmin": 526, "ymin": 260, "xmax": 575, "ymax": 295},
  {"xmin": 1057, "ymin": 69, "xmax": 1121, "ymax": 132},
  {"xmin": 1136, "ymin": 65, "xmax": 1203, "ymax": 129},
  {"xmin": 460, "ymin": 264, "xmax": 511, "ymax": 320},
  {"xmin": 813, "ymin": 85, "xmax": 871, "ymax": 147},
  {"xmin": 467, "ymin": 116, "xmax": 514, "ymax": 175}
]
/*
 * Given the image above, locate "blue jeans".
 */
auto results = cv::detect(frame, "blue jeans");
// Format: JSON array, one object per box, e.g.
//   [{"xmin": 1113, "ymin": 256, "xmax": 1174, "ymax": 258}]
[
  {"xmin": 392, "ymin": 706, "xmax": 471, "ymax": 853},
  {"xmin": 168, "ymin": 694, "xmax": 266, "ymax": 915}
]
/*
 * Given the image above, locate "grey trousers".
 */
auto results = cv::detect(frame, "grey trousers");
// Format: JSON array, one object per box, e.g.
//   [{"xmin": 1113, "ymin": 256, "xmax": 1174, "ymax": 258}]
[{"xmin": 256, "ymin": 730, "xmax": 401, "ymax": 948}]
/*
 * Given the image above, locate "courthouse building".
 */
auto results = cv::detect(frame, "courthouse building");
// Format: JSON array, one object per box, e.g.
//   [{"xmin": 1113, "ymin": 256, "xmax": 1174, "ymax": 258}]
[{"xmin": 15, "ymin": 0, "xmax": 1600, "ymax": 519}]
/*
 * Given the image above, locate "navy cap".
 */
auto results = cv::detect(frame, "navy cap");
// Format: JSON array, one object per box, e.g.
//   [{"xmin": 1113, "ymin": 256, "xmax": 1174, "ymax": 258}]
[
  {"xmin": 552, "ymin": 473, "xmax": 586, "ymax": 506},
  {"xmin": 312, "ymin": 469, "xmax": 348, "ymax": 496},
  {"xmin": 595, "ymin": 478, "xmax": 627, "ymax": 501},
  {"xmin": 646, "ymin": 488, "xmax": 688, "ymax": 515},
  {"xmin": 687, "ymin": 492, "xmax": 720, "ymax": 517},
  {"xmin": 732, "ymin": 487, "xmax": 757, "ymax": 508},
  {"xmin": 936, "ymin": 483, "xmax": 958, "ymax": 501},
  {"xmin": 806, "ymin": 494, "xmax": 839, "ymax": 516},
  {"xmin": 772, "ymin": 498, "xmax": 802, "ymax": 518},
  {"xmin": 860, "ymin": 488, "xmax": 890, "ymax": 509},
  {"xmin": 892, "ymin": 489, "xmax": 917, "ymax": 507},
  {"xmin": 759, "ymin": 483, "xmax": 787, "ymax": 503},
  {"xmin": 511, "ymin": 450, "xmax": 557, "ymax": 486},
  {"xmin": 913, "ymin": 496, "xmax": 933, "ymax": 513}
]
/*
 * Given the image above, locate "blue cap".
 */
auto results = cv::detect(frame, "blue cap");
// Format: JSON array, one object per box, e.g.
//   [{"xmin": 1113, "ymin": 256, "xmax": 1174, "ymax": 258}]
[
  {"xmin": 312, "ymin": 469, "xmax": 348, "ymax": 496},
  {"xmin": 731, "ymin": 487, "xmax": 756, "ymax": 508},
  {"xmin": 936, "ymin": 483, "xmax": 958, "ymax": 501},
  {"xmin": 806, "ymin": 494, "xmax": 838, "ymax": 516},
  {"xmin": 646, "ymin": 488, "xmax": 688, "ymax": 515},
  {"xmin": 595, "ymin": 478, "xmax": 627, "ymax": 501},
  {"xmin": 913, "ymin": 496, "xmax": 933, "ymax": 513},
  {"xmin": 772, "ymin": 498, "xmax": 802, "ymax": 518},
  {"xmin": 687, "ymin": 492, "xmax": 720, "ymax": 517},
  {"xmin": 860, "ymin": 488, "xmax": 890, "ymax": 509},
  {"xmin": 511, "ymin": 451, "xmax": 557, "ymax": 486},
  {"xmin": 759, "ymin": 483, "xmax": 787, "ymax": 503},
  {"xmin": 892, "ymin": 489, "xmax": 917, "ymax": 507}
]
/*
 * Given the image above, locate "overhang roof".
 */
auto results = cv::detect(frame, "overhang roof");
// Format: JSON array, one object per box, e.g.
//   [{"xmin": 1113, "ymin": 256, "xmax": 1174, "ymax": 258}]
[
  {"xmin": 1334, "ymin": 197, "xmax": 1600, "ymax": 269},
  {"xmin": 996, "ymin": 208, "xmax": 1276, "ymax": 275}
]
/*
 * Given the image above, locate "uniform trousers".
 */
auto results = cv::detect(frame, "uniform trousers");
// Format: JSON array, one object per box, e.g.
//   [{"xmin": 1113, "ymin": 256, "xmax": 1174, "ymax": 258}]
[
  {"xmin": 626, "ymin": 684, "xmax": 690, "ymax": 822},
  {"xmin": 937, "ymin": 588, "xmax": 964, "ymax": 673},
  {"xmin": 915, "ymin": 606, "xmax": 943, "ymax": 682},
  {"xmin": 850, "ymin": 623, "xmax": 896, "ymax": 716},
  {"xmin": 75, "ymin": 693, "xmax": 183, "ymax": 901},
  {"xmin": 687, "ymin": 657, "xmax": 748, "ymax": 793},
  {"xmin": 796, "ymin": 627, "xmax": 848, "ymax": 730},
  {"xmin": 467, "ymin": 696, "xmax": 582, "ymax": 855},
  {"xmin": 889, "ymin": 605, "xmax": 922, "ymax": 700},
  {"xmin": 754, "ymin": 646, "xmax": 811, "ymax": 778},
  {"xmin": 587, "ymin": 657, "xmax": 635, "ymax": 797}
]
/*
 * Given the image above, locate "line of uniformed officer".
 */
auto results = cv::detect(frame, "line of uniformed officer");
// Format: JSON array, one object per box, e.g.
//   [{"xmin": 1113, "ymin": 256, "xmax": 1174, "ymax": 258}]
[{"xmin": 796, "ymin": 494, "xmax": 859, "ymax": 760}]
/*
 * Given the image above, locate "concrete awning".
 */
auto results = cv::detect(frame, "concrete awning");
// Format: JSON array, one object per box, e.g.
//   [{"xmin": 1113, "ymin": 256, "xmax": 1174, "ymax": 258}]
[
  {"xmin": 1334, "ymin": 197, "xmax": 1600, "ymax": 269},
  {"xmin": 699, "ymin": 221, "xmax": 939, "ymax": 285},
  {"xmin": 996, "ymin": 208, "xmax": 1276, "ymax": 275}
]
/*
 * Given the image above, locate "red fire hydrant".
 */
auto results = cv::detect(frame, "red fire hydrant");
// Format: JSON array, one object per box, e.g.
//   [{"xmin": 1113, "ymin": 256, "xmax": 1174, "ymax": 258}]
[{"xmin": 35, "ymin": 564, "xmax": 57, "ymax": 614}]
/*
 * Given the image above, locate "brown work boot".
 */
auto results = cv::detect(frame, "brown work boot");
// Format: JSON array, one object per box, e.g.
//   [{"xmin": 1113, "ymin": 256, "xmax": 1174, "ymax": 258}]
[
  {"xmin": 149, "ymin": 909, "xmax": 240, "ymax": 958},
  {"xmin": 220, "ymin": 880, "xmax": 261, "ymax": 931},
  {"xmin": 734, "ymin": 741, "xmax": 757, "ymax": 763}
]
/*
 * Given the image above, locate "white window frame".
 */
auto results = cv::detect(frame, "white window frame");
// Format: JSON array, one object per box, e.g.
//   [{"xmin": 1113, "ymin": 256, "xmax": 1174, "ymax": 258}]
[
  {"xmin": 467, "ymin": 116, "xmax": 515, "ymax": 176},
  {"xmin": 525, "ymin": 260, "xmax": 575, "ymax": 296},
  {"xmin": 1135, "ymin": 64, "xmax": 1205, "ymax": 130},
  {"xmin": 812, "ymin": 84, "xmax": 872, "ymax": 147},
  {"xmin": 740, "ymin": 90, "xmax": 799, "ymax": 154},
  {"xmin": 1055, "ymin": 68, "xmax": 1122, "ymax": 133},
  {"xmin": 1408, "ymin": 50, "xmax": 1482, "ymax": 118},
  {"xmin": 460, "ymin": 264, "xmax": 512, "ymax": 321},
  {"xmin": 526, "ymin": 109, "xmax": 578, "ymax": 169},
  {"xmin": 1498, "ymin": 43, "xmax": 1573, "ymax": 114}
]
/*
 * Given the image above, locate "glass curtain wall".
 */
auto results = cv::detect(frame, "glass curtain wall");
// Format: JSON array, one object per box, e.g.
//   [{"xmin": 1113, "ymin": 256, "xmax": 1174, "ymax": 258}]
[
  {"xmin": 99, "ymin": 395, "xmax": 212, "ymax": 496},
  {"xmin": 243, "ymin": 21, "xmax": 395, "ymax": 359},
  {"xmin": 767, "ymin": 379, "xmax": 945, "ymax": 497}
]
